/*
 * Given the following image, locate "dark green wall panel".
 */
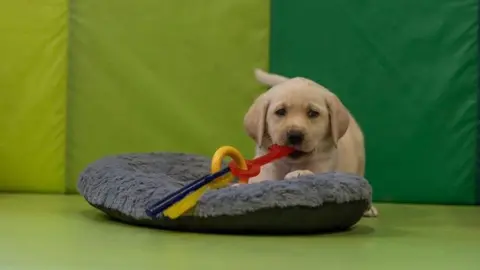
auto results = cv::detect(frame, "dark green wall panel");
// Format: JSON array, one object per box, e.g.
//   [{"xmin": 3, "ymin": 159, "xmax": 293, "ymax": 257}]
[{"xmin": 270, "ymin": 0, "xmax": 478, "ymax": 204}]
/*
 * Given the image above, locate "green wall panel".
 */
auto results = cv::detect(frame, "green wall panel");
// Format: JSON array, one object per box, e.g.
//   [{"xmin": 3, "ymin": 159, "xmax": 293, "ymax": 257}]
[
  {"xmin": 0, "ymin": 0, "xmax": 67, "ymax": 192},
  {"xmin": 68, "ymin": 0, "xmax": 269, "ymax": 192},
  {"xmin": 270, "ymin": 0, "xmax": 477, "ymax": 204}
]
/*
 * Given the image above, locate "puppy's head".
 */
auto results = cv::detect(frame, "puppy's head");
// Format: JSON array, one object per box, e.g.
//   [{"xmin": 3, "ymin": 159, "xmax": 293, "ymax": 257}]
[{"xmin": 244, "ymin": 77, "xmax": 350, "ymax": 161}]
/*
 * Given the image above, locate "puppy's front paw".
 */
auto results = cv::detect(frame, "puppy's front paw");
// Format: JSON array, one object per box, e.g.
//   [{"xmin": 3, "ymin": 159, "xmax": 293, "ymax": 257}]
[
  {"xmin": 363, "ymin": 205, "xmax": 379, "ymax": 217},
  {"xmin": 284, "ymin": 170, "xmax": 314, "ymax": 180}
]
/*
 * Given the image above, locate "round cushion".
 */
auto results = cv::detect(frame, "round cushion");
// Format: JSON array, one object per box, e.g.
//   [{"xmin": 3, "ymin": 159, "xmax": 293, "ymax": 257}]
[{"xmin": 77, "ymin": 152, "xmax": 372, "ymax": 234}]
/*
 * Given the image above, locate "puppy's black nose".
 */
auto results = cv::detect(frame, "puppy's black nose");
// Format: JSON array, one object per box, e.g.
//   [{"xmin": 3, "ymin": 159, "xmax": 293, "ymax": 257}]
[{"xmin": 287, "ymin": 130, "xmax": 304, "ymax": 145}]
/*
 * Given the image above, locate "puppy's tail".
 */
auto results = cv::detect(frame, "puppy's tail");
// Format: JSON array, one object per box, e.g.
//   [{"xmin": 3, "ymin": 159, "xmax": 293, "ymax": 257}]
[{"xmin": 254, "ymin": 68, "xmax": 289, "ymax": 87}]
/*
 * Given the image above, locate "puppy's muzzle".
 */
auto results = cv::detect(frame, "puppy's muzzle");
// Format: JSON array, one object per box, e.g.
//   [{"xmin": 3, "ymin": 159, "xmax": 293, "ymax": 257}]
[{"xmin": 286, "ymin": 130, "xmax": 304, "ymax": 146}]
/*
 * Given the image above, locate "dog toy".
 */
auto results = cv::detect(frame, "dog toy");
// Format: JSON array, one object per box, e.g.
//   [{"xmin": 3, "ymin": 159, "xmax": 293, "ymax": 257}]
[{"xmin": 145, "ymin": 144, "xmax": 295, "ymax": 219}]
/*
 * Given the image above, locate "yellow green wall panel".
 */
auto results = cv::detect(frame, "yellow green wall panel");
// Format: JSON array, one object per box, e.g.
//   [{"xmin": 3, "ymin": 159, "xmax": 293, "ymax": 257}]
[
  {"xmin": 0, "ymin": 0, "xmax": 68, "ymax": 192},
  {"xmin": 66, "ymin": 0, "xmax": 270, "ymax": 192}
]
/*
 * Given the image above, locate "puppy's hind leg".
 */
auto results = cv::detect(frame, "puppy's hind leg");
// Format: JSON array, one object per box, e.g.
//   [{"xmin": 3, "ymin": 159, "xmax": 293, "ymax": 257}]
[{"xmin": 363, "ymin": 205, "xmax": 379, "ymax": 217}]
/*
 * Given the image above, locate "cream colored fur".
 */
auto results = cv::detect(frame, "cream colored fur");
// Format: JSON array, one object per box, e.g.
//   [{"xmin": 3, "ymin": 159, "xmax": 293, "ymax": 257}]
[{"xmin": 244, "ymin": 69, "xmax": 378, "ymax": 217}]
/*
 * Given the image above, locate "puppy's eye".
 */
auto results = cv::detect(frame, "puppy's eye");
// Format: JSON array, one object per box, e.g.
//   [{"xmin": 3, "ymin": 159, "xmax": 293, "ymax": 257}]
[
  {"xmin": 307, "ymin": 110, "xmax": 319, "ymax": 118},
  {"xmin": 275, "ymin": 108, "xmax": 287, "ymax": 116}
]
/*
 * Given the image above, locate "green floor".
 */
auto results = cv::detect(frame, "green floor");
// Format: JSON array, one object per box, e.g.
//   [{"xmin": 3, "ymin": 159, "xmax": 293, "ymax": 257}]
[{"xmin": 1, "ymin": 195, "xmax": 479, "ymax": 269}]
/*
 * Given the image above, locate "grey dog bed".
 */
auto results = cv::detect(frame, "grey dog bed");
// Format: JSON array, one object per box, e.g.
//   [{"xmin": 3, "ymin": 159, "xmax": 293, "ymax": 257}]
[{"xmin": 78, "ymin": 152, "xmax": 372, "ymax": 234}]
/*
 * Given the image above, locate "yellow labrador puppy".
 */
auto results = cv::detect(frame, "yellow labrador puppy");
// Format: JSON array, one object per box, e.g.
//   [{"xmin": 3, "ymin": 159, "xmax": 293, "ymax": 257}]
[{"xmin": 243, "ymin": 69, "xmax": 378, "ymax": 217}]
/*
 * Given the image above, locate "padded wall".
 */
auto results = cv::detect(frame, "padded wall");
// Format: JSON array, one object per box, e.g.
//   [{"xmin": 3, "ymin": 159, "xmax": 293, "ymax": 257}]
[
  {"xmin": 0, "ymin": 0, "xmax": 67, "ymax": 192},
  {"xmin": 67, "ymin": 0, "xmax": 269, "ymax": 192},
  {"xmin": 270, "ymin": 0, "xmax": 478, "ymax": 204}
]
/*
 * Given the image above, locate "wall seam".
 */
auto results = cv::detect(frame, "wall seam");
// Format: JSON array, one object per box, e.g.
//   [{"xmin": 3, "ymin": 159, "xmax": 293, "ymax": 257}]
[
  {"xmin": 65, "ymin": 0, "xmax": 75, "ymax": 194},
  {"xmin": 476, "ymin": 0, "xmax": 480, "ymax": 204}
]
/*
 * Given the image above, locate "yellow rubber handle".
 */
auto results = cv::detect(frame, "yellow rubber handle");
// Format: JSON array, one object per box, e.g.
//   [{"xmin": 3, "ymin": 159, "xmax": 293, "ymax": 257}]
[
  {"xmin": 162, "ymin": 145, "xmax": 250, "ymax": 219},
  {"xmin": 210, "ymin": 146, "xmax": 249, "ymax": 188}
]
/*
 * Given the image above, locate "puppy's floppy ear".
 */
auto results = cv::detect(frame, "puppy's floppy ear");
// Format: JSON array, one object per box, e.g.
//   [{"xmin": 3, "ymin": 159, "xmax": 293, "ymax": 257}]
[
  {"xmin": 326, "ymin": 94, "xmax": 350, "ymax": 147},
  {"xmin": 243, "ymin": 93, "xmax": 270, "ymax": 145}
]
